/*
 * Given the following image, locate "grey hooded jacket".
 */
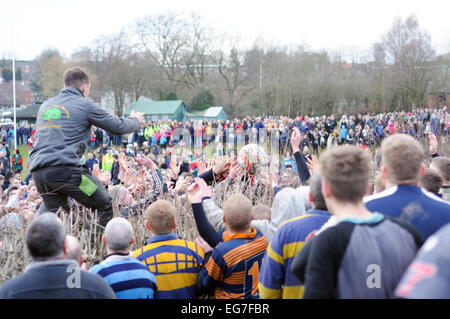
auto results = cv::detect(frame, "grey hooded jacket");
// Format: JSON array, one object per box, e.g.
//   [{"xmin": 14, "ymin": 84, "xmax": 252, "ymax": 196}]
[
  {"xmin": 29, "ymin": 87, "xmax": 140, "ymax": 172},
  {"xmin": 202, "ymin": 187, "xmax": 307, "ymax": 243}
]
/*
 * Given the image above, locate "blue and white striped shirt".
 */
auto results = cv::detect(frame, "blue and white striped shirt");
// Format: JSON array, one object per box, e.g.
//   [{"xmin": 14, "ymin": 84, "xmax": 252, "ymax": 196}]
[{"xmin": 90, "ymin": 253, "xmax": 157, "ymax": 299}]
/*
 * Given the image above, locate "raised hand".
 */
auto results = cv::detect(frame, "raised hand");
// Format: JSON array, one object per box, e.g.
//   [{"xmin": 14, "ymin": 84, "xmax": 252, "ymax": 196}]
[
  {"xmin": 213, "ymin": 156, "xmax": 227, "ymax": 176},
  {"xmin": 92, "ymin": 163, "xmax": 100, "ymax": 175},
  {"xmin": 95, "ymin": 169, "xmax": 109, "ymax": 185},
  {"xmin": 428, "ymin": 132, "xmax": 438, "ymax": 155},
  {"xmin": 121, "ymin": 168, "xmax": 135, "ymax": 187},
  {"xmin": 129, "ymin": 111, "xmax": 145, "ymax": 125},
  {"xmin": 174, "ymin": 177, "xmax": 192, "ymax": 194},
  {"xmin": 228, "ymin": 162, "xmax": 244, "ymax": 180},
  {"xmin": 195, "ymin": 236, "xmax": 213, "ymax": 254},
  {"xmin": 291, "ymin": 127, "xmax": 301, "ymax": 154},
  {"xmin": 120, "ymin": 186, "xmax": 136, "ymax": 206},
  {"xmin": 171, "ymin": 160, "xmax": 182, "ymax": 179},
  {"xmin": 186, "ymin": 179, "xmax": 205, "ymax": 204},
  {"xmin": 119, "ymin": 153, "xmax": 127, "ymax": 170},
  {"xmin": 136, "ymin": 153, "xmax": 158, "ymax": 171},
  {"xmin": 197, "ymin": 178, "xmax": 212, "ymax": 198},
  {"xmin": 135, "ymin": 183, "xmax": 146, "ymax": 198},
  {"xmin": 306, "ymin": 154, "xmax": 318, "ymax": 175}
]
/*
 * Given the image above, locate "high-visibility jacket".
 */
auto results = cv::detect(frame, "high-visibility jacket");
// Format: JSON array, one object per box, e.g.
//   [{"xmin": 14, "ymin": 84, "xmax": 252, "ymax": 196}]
[
  {"xmin": 144, "ymin": 127, "xmax": 153, "ymax": 140},
  {"xmin": 102, "ymin": 153, "xmax": 114, "ymax": 172}
]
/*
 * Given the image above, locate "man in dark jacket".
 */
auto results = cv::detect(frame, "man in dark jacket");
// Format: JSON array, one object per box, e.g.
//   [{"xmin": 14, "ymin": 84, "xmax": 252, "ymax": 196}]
[
  {"xmin": 110, "ymin": 154, "xmax": 120, "ymax": 185},
  {"xmin": 29, "ymin": 67, "xmax": 144, "ymax": 227},
  {"xmin": 0, "ymin": 213, "xmax": 116, "ymax": 299},
  {"xmin": 85, "ymin": 152, "xmax": 98, "ymax": 172},
  {"xmin": 94, "ymin": 127, "xmax": 103, "ymax": 148}
]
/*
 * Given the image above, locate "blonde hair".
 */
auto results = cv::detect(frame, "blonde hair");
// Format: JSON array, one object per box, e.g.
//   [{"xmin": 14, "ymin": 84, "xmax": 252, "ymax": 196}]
[
  {"xmin": 223, "ymin": 194, "xmax": 253, "ymax": 232},
  {"xmin": 146, "ymin": 200, "xmax": 176, "ymax": 235},
  {"xmin": 381, "ymin": 134, "xmax": 425, "ymax": 185}
]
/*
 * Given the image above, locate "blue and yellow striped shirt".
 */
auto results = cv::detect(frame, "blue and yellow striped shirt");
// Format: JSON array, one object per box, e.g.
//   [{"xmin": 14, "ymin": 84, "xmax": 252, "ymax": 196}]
[
  {"xmin": 258, "ymin": 210, "xmax": 331, "ymax": 299},
  {"xmin": 133, "ymin": 233, "xmax": 205, "ymax": 299}
]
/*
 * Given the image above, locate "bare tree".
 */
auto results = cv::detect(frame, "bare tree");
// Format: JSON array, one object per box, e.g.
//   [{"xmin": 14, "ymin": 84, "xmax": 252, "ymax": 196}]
[
  {"xmin": 35, "ymin": 12, "xmax": 447, "ymax": 119},
  {"xmin": 33, "ymin": 49, "xmax": 70, "ymax": 99},
  {"xmin": 135, "ymin": 12, "xmax": 212, "ymax": 96},
  {"xmin": 72, "ymin": 30, "xmax": 139, "ymax": 116},
  {"xmin": 216, "ymin": 47, "xmax": 256, "ymax": 116},
  {"xmin": 382, "ymin": 15, "xmax": 436, "ymax": 110}
]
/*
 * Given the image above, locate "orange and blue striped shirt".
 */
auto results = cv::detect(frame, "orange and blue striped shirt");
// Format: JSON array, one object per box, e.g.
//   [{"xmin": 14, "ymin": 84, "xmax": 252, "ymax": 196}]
[
  {"xmin": 197, "ymin": 227, "xmax": 268, "ymax": 299},
  {"xmin": 132, "ymin": 233, "xmax": 205, "ymax": 299}
]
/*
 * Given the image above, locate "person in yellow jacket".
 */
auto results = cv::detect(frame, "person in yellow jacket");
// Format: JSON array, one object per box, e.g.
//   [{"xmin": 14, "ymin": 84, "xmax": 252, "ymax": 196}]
[
  {"xmin": 144, "ymin": 126, "xmax": 153, "ymax": 141},
  {"xmin": 267, "ymin": 121, "xmax": 278, "ymax": 134},
  {"xmin": 102, "ymin": 149, "xmax": 114, "ymax": 172}
]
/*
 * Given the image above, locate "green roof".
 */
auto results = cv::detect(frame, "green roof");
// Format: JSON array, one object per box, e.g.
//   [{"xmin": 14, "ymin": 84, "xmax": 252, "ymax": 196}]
[{"xmin": 124, "ymin": 100, "xmax": 186, "ymax": 116}]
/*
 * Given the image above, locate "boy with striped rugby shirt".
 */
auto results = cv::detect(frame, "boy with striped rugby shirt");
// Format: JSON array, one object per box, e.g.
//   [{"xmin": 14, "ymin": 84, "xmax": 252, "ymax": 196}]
[
  {"xmin": 132, "ymin": 200, "xmax": 205, "ymax": 299},
  {"xmin": 187, "ymin": 180, "xmax": 268, "ymax": 299},
  {"xmin": 90, "ymin": 218, "xmax": 157, "ymax": 299}
]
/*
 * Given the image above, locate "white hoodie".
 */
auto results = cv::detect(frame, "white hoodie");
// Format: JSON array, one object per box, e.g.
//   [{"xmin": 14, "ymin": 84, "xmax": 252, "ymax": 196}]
[{"xmin": 202, "ymin": 187, "xmax": 307, "ymax": 243}]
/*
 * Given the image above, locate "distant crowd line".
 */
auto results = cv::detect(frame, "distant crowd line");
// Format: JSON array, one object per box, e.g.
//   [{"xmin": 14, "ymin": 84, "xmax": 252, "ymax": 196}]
[{"xmin": 0, "ymin": 115, "xmax": 449, "ymax": 299}]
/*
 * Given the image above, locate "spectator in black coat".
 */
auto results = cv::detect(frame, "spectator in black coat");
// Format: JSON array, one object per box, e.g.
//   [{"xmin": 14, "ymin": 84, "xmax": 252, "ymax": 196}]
[{"xmin": 111, "ymin": 154, "xmax": 120, "ymax": 185}]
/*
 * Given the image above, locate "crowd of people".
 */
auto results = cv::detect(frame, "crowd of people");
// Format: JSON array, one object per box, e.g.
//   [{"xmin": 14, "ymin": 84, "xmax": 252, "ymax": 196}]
[
  {"xmin": 0, "ymin": 66, "xmax": 449, "ymax": 299},
  {"xmin": 0, "ymin": 121, "xmax": 449, "ymax": 299},
  {"xmin": 0, "ymin": 105, "xmax": 448, "ymax": 223},
  {"xmin": 82, "ymin": 105, "xmax": 450, "ymax": 163}
]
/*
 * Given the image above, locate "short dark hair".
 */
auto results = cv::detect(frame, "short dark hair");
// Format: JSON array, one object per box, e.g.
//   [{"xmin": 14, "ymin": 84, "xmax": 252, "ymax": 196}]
[
  {"xmin": 421, "ymin": 168, "xmax": 443, "ymax": 194},
  {"xmin": 309, "ymin": 172, "xmax": 327, "ymax": 210},
  {"xmin": 25, "ymin": 213, "xmax": 66, "ymax": 260},
  {"xmin": 64, "ymin": 67, "xmax": 90, "ymax": 88}
]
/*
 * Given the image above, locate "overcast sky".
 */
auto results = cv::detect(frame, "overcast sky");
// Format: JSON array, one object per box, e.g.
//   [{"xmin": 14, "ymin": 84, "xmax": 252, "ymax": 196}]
[{"xmin": 1, "ymin": 0, "xmax": 449, "ymax": 61}]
